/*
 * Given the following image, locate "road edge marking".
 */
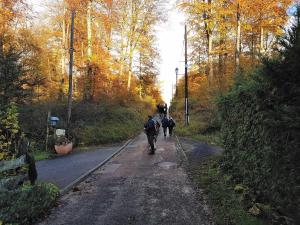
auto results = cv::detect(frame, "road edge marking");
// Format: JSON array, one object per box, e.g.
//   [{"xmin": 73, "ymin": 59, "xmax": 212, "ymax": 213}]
[
  {"xmin": 60, "ymin": 138, "xmax": 134, "ymax": 195},
  {"xmin": 175, "ymin": 135, "xmax": 188, "ymax": 161}
]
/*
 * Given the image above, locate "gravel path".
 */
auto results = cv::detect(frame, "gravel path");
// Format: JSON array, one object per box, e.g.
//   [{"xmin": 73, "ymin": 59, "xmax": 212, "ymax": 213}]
[{"xmin": 38, "ymin": 131, "xmax": 213, "ymax": 225}]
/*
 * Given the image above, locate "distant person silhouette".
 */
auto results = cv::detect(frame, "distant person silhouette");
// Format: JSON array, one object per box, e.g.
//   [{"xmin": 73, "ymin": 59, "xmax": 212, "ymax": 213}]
[
  {"xmin": 161, "ymin": 116, "xmax": 169, "ymax": 137},
  {"xmin": 144, "ymin": 116, "xmax": 156, "ymax": 155},
  {"xmin": 168, "ymin": 117, "xmax": 176, "ymax": 136}
]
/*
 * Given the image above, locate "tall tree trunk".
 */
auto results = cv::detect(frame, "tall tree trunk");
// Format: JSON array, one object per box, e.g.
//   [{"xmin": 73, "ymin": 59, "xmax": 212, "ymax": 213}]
[
  {"xmin": 203, "ymin": 0, "xmax": 213, "ymax": 82},
  {"xmin": 251, "ymin": 30, "xmax": 255, "ymax": 65},
  {"xmin": 218, "ymin": 38, "xmax": 224, "ymax": 76},
  {"xmin": 127, "ymin": 0, "xmax": 135, "ymax": 90},
  {"xmin": 208, "ymin": 33, "xmax": 213, "ymax": 81},
  {"xmin": 127, "ymin": 42, "xmax": 133, "ymax": 90},
  {"xmin": 0, "ymin": 36, "xmax": 3, "ymax": 57},
  {"xmin": 119, "ymin": 17, "xmax": 126, "ymax": 77},
  {"xmin": 86, "ymin": 0, "xmax": 93, "ymax": 101},
  {"xmin": 106, "ymin": 1, "xmax": 113, "ymax": 51},
  {"xmin": 0, "ymin": 35, "xmax": 3, "ymax": 95},
  {"xmin": 235, "ymin": 2, "xmax": 241, "ymax": 73},
  {"xmin": 87, "ymin": 0, "xmax": 92, "ymax": 59},
  {"xmin": 67, "ymin": 10, "xmax": 75, "ymax": 135},
  {"xmin": 198, "ymin": 46, "xmax": 201, "ymax": 75},
  {"xmin": 260, "ymin": 26, "xmax": 265, "ymax": 55},
  {"xmin": 139, "ymin": 52, "xmax": 142, "ymax": 98},
  {"xmin": 61, "ymin": 3, "xmax": 66, "ymax": 76}
]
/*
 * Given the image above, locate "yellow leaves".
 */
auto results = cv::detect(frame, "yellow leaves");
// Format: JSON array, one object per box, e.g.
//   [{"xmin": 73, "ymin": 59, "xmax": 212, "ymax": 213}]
[
  {"xmin": 179, "ymin": 1, "xmax": 212, "ymax": 17},
  {"xmin": 0, "ymin": 152, "xmax": 8, "ymax": 161}
]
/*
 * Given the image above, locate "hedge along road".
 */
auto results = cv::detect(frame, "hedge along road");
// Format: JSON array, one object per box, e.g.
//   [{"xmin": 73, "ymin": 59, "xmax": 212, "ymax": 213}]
[
  {"xmin": 39, "ymin": 130, "xmax": 213, "ymax": 225},
  {"xmin": 36, "ymin": 143, "xmax": 129, "ymax": 190}
]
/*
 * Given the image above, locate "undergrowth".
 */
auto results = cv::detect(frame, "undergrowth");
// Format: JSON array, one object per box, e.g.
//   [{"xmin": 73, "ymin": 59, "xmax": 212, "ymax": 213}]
[
  {"xmin": 0, "ymin": 183, "xmax": 59, "ymax": 225},
  {"xmin": 187, "ymin": 154, "xmax": 266, "ymax": 225}
]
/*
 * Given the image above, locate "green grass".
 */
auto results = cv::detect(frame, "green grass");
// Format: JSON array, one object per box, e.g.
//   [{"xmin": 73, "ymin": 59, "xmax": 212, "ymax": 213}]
[
  {"xmin": 33, "ymin": 151, "xmax": 54, "ymax": 161},
  {"xmin": 175, "ymin": 119, "xmax": 222, "ymax": 146},
  {"xmin": 187, "ymin": 154, "xmax": 266, "ymax": 225},
  {"xmin": 21, "ymin": 101, "xmax": 153, "ymax": 159},
  {"xmin": 73, "ymin": 107, "xmax": 144, "ymax": 146}
]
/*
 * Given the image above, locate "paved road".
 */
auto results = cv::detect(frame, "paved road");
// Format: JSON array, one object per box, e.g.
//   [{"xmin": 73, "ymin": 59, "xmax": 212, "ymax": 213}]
[
  {"xmin": 36, "ymin": 145, "xmax": 122, "ymax": 189},
  {"xmin": 178, "ymin": 137, "xmax": 222, "ymax": 164},
  {"xmin": 39, "ymin": 131, "xmax": 213, "ymax": 225}
]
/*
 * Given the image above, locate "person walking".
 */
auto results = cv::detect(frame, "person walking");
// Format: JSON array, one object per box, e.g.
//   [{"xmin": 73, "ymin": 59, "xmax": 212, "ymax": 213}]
[
  {"xmin": 144, "ymin": 115, "xmax": 156, "ymax": 154},
  {"xmin": 161, "ymin": 116, "xmax": 169, "ymax": 137},
  {"xmin": 168, "ymin": 117, "xmax": 176, "ymax": 136},
  {"xmin": 154, "ymin": 119, "xmax": 160, "ymax": 142},
  {"xmin": 163, "ymin": 103, "xmax": 168, "ymax": 117}
]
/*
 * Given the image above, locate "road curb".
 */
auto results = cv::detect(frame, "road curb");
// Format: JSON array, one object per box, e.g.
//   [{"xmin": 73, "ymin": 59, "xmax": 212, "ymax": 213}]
[
  {"xmin": 175, "ymin": 135, "xmax": 188, "ymax": 161},
  {"xmin": 60, "ymin": 138, "xmax": 135, "ymax": 195}
]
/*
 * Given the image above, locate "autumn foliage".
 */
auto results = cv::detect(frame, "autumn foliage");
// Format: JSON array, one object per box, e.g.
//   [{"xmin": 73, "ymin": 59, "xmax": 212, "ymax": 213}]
[
  {"xmin": 0, "ymin": 0, "xmax": 164, "ymax": 151},
  {"xmin": 0, "ymin": 0, "xmax": 164, "ymax": 105}
]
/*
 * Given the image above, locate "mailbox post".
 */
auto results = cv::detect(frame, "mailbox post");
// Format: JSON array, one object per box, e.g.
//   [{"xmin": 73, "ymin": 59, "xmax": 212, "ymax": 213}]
[
  {"xmin": 50, "ymin": 117, "xmax": 59, "ymax": 126},
  {"xmin": 45, "ymin": 113, "xmax": 60, "ymax": 152}
]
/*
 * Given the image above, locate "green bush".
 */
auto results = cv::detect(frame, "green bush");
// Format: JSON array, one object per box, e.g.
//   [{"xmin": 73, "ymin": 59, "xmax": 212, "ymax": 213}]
[
  {"xmin": 0, "ymin": 183, "xmax": 59, "ymax": 225},
  {"xmin": 0, "ymin": 103, "xmax": 20, "ymax": 153},
  {"xmin": 217, "ymin": 21, "xmax": 300, "ymax": 222}
]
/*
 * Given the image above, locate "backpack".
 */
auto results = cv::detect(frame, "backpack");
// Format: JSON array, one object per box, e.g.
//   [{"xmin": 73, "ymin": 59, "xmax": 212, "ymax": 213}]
[
  {"xmin": 169, "ymin": 119, "xmax": 175, "ymax": 127},
  {"xmin": 162, "ymin": 118, "xmax": 169, "ymax": 127},
  {"xmin": 145, "ymin": 119, "xmax": 156, "ymax": 133}
]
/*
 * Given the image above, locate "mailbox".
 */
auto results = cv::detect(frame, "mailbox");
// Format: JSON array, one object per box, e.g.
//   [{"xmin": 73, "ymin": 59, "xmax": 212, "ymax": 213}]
[{"xmin": 50, "ymin": 117, "xmax": 59, "ymax": 126}]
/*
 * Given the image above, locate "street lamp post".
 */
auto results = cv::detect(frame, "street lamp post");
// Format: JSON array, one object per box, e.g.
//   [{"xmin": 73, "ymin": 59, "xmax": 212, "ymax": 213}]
[
  {"xmin": 175, "ymin": 67, "xmax": 179, "ymax": 97},
  {"xmin": 184, "ymin": 24, "xmax": 189, "ymax": 126}
]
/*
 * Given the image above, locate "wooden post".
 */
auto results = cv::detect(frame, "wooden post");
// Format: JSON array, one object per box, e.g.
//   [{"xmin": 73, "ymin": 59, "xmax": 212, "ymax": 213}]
[
  {"xmin": 235, "ymin": 2, "xmax": 241, "ymax": 73},
  {"xmin": 45, "ymin": 111, "xmax": 51, "ymax": 152}
]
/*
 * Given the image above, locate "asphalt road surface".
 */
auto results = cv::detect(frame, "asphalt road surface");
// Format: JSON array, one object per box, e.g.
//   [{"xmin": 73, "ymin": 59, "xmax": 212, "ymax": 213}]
[
  {"xmin": 178, "ymin": 137, "xmax": 222, "ymax": 164},
  {"xmin": 36, "ymin": 145, "xmax": 122, "ymax": 189},
  {"xmin": 39, "ymin": 131, "xmax": 213, "ymax": 225}
]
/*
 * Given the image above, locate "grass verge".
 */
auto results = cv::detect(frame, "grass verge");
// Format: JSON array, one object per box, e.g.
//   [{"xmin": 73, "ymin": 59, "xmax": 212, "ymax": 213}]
[
  {"xmin": 175, "ymin": 121, "xmax": 221, "ymax": 147},
  {"xmin": 187, "ymin": 153, "xmax": 266, "ymax": 225},
  {"xmin": 33, "ymin": 151, "xmax": 54, "ymax": 161}
]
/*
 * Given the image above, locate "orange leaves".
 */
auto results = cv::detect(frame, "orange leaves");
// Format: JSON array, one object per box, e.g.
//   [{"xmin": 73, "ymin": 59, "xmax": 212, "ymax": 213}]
[
  {"xmin": 177, "ymin": 0, "xmax": 293, "ymax": 108},
  {"xmin": 64, "ymin": 0, "xmax": 88, "ymax": 11},
  {"xmin": 0, "ymin": 0, "xmax": 26, "ymax": 31}
]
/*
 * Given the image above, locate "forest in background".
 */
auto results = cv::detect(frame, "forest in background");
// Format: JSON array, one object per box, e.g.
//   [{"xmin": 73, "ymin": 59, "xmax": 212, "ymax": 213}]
[
  {"xmin": 0, "ymin": 0, "xmax": 165, "ymax": 157},
  {"xmin": 171, "ymin": 0, "xmax": 299, "ymax": 224},
  {"xmin": 172, "ymin": 0, "xmax": 293, "ymax": 125}
]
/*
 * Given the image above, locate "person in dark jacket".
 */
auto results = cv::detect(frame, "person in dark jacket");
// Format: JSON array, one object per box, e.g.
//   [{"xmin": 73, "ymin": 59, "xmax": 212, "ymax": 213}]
[
  {"xmin": 168, "ymin": 117, "xmax": 176, "ymax": 136},
  {"xmin": 161, "ymin": 116, "xmax": 169, "ymax": 137},
  {"xmin": 154, "ymin": 119, "xmax": 160, "ymax": 142},
  {"xmin": 163, "ymin": 103, "xmax": 168, "ymax": 116},
  {"xmin": 144, "ymin": 116, "xmax": 156, "ymax": 154}
]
